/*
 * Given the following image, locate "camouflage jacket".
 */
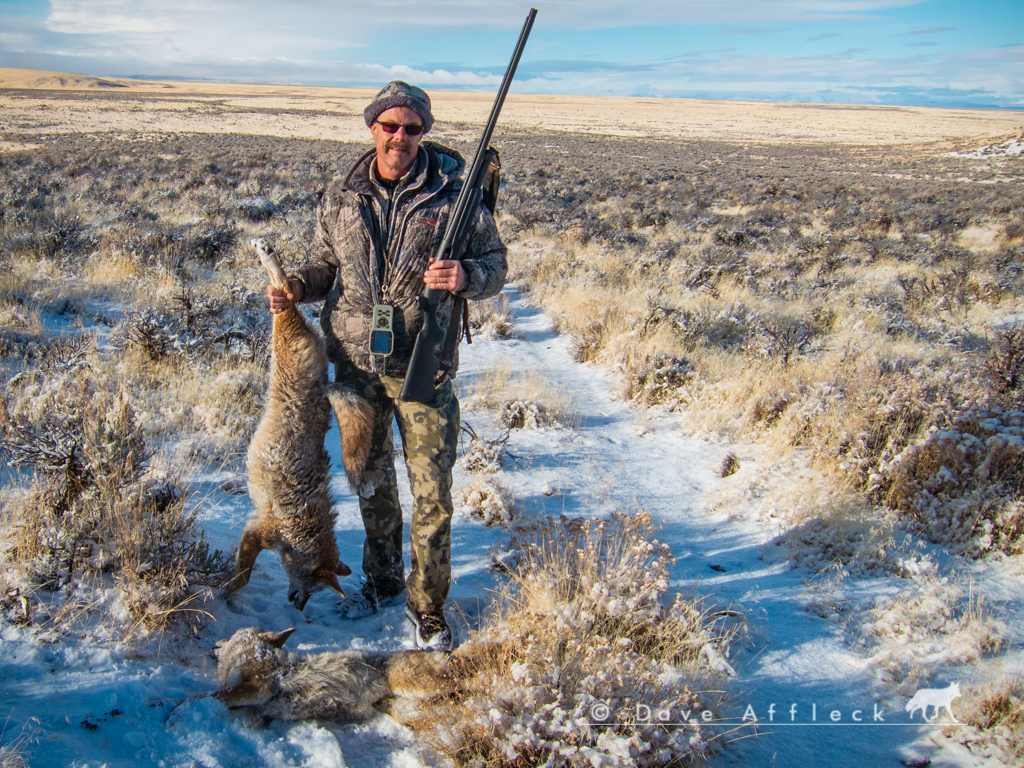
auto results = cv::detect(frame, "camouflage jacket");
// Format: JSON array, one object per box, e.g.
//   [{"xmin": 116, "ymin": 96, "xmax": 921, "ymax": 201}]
[{"xmin": 294, "ymin": 141, "xmax": 507, "ymax": 378}]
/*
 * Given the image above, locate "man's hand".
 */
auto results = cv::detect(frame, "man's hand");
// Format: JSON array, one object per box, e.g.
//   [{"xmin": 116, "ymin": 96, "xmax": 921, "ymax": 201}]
[
  {"xmin": 267, "ymin": 279, "xmax": 303, "ymax": 314},
  {"xmin": 424, "ymin": 259, "xmax": 466, "ymax": 293}
]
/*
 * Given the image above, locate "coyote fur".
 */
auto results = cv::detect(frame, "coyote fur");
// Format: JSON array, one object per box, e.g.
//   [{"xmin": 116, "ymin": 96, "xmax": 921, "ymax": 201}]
[
  {"xmin": 905, "ymin": 681, "xmax": 961, "ymax": 722},
  {"xmin": 212, "ymin": 626, "xmax": 455, "ymax": 724},
  {"xmin": 232, "ymin": 238, "xmax": 373, "ymax": 610}
]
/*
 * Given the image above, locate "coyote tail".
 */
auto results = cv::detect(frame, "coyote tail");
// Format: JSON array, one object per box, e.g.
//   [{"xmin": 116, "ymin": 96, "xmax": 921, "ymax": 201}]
[{"xmin": 326, "ymin": 386, "xmax": 374, "ymax": 489}]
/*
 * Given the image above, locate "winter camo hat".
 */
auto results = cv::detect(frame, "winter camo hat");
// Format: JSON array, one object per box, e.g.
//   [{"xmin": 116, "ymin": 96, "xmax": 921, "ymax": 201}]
[{"xmin": 364, "ymin": 81, "xmax": 434, "ymax": 133}]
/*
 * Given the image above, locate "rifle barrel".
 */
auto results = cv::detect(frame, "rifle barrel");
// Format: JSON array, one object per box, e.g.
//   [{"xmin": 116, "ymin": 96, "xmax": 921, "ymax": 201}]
[
  {"xmin": 400, "ymin": 8, "xmax": 537, "ymax": 404},
  {"xmin": 464, "ymin": 9, "xmax": 537, "ymax": 191},
  {"xmin": 440, "ymin": 7, "xmax": 537, "ymax": 261}
]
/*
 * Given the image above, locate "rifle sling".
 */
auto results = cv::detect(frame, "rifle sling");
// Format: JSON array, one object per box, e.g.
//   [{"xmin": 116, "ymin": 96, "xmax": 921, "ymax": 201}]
[
  {"xmin": 437, "ymin": 149, "xmax": 497, "ymax": 376},
  {"xmin": 438, "ymin": 295, "xmax": 470, "ymax": 378}
]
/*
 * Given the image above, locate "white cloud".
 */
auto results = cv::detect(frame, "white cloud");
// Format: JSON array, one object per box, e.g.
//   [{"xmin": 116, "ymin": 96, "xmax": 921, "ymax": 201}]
[
  {"xmin": 2, "ymin": 1, "xmax": 1017, "ymax": 108},
  {"xmin": 44, "ymin": 1, "xmax": 364, "ymax": 61},
  {"xmin": 526, "ymin": 44, "xmax": 1024, "ymax": 107},
  {"xmin": 43, "ymin": 0, "xmax": 925, "ymax": 42},
  {"xmin": 900, "ymin": 26, "xmax": 955, "ymax": 36},
  {"xmin": 47, "ymin": 1, "xmax": 173, "ymax": 35},
  {"xmin": 0, "ymin": 32, "xmax": 37, "ymax": 49},
  {"xmin": 23, "ymin": 1, "xmax": 931, "ymax": 80},
  {"xmin": 298, "ymin": 62, "xmax": 501, "ymax": 87}
]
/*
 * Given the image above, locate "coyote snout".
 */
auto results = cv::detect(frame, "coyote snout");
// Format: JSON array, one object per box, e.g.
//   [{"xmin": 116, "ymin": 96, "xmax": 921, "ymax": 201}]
[
  {"xmin": 231, "ymin": 238, "xmax": 373, "ymax": 610},
  {"xmin": 212, "ymin": 626, "xmax": 455, "ymax": 724}
]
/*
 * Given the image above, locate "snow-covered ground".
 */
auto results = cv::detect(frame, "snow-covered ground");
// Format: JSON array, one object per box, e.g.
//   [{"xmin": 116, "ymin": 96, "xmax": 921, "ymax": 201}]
[
  {"xmin": 1, "ymin": 285, "xmax": 1022, "ymax": 767},
  {"xmin": 949, "ymin": 136, "xmax": 1024, "ymax": 159}
]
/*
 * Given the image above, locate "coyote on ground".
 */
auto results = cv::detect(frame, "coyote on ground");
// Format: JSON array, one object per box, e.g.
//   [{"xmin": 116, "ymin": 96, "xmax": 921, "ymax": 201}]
[
  {"xmin": 231, "ymin": 238, "xmax": 373, "ymax": 610},
  {"xmin": 212, "ymin": 626, "xmax": 455, "ymax": 724}
]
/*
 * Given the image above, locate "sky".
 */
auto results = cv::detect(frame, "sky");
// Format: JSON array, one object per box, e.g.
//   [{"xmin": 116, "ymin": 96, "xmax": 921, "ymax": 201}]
[{"xmin": 0, "ymin": 0, "xmax": 1020, "ymax": 109}]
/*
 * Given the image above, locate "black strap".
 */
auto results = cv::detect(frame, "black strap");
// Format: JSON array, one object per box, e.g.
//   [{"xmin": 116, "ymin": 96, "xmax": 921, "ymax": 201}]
[
  {"xmin": 481, "ymin": 150, "xmax": 501, "ymax": 215},
  {"xmin": 437, "ymin": 149, "xmax": 499, "ymax": 375}
]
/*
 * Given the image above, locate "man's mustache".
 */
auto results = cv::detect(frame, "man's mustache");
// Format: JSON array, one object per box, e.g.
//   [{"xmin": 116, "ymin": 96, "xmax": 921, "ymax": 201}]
[{"xmin": 386, "ymin": 140, "xmax": 411, "ymax": 152}]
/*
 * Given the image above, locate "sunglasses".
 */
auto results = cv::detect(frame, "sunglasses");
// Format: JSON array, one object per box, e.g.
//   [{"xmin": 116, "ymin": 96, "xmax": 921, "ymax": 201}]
[{"xmin": 376, "ymin": 120, "xmax": 426, "ymax": 136}]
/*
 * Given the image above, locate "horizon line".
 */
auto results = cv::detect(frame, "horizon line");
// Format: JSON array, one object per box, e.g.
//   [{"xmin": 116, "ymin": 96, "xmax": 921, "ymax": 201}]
[
  {"xmin": 118, "ymin": 73, "xmax": 1024, "ymax": 113},
  {"xmin": 2, "ymin": 66, "xmax": 1021, "ymax": 114}
]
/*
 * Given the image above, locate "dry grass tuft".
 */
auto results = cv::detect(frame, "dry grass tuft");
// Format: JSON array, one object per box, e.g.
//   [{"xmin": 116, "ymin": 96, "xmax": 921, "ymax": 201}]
[
  {"xmin": 879, "ymin": 408, "xmax": 1024, "ymax": 555},
  {"xmin": 460, "ymin": 364, "xmax": 580, "ymax": 431},
  {"xmin": 455, "ymin": 476, "xmax": 514, "ymax": 528},
  {"xmin": 718, "ymin": 453, "xmax": 739, "ymax": 478},
  {"xmin": 470, "ymin": 294, "xmax": 518, "ymax": 340},
  {"xmin": 854, "ymin": 576, "xmax": 1004, "ymax": 687},
  {"xmin": 459, "ymin": 427, "xmax": 509, "ymax": 474},
  {"xmin": 781, "ymin": 499, "xmax": 911, "ymax": 578},
  {"xmin": 958, "ymin": 677, "xmax": 1024, "ymax": 764},
  {"xmin": 0, "ymin": 714, "xmax": 39, "ymax": 768},
  {"xmin": 416, "ymin": 512, "xmax": 736, "ymax": 767}
]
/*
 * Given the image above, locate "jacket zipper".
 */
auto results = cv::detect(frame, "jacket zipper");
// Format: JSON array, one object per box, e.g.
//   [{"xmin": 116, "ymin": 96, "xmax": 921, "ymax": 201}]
[{"xmin": 379, "ymin": 175, "xmax": 451, "ymax": 304}]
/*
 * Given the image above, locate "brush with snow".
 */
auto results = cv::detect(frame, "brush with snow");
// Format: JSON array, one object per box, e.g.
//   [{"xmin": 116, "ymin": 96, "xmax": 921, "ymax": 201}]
[
  {"xmin": 415, "ymin": 511, "xmax": 738, "ymax": 767},
  {"xmin": 456, "ymin": 477, "xmax": 514, "ymax": 527}
]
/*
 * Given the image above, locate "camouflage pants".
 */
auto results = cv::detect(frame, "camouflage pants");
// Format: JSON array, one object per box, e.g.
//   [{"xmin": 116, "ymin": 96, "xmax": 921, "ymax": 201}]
[{"xmin": 336, "ymin": 368, "xmax": 459, "ymax": 613}]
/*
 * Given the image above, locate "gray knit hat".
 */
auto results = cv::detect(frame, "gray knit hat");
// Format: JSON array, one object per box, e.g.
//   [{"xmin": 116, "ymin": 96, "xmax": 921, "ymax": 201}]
[{"xmin": 363, "ymin": 81, "xmax": 434, "ymax": 133}]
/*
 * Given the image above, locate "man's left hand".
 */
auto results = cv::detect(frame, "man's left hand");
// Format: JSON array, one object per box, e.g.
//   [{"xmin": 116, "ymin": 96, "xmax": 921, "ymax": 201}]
[{"xmin": 425, "ymin": 259, "xmax": 466, "ymax": 292}]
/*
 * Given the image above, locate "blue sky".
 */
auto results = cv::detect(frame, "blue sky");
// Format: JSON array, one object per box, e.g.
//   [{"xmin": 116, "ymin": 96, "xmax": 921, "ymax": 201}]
[{"xmin": 0, "ymin": 1, "xmax": 1020, "ymax": 108}]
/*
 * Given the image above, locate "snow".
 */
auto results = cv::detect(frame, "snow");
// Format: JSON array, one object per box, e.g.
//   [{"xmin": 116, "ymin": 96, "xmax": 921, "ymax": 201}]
[
  {"xmin": 949, "ymin": 137, "xmax": 1024, "ymax": 159},
  {"xmin": 1, "ymin": 285, "xmax": 1022, "ymax": 766}
]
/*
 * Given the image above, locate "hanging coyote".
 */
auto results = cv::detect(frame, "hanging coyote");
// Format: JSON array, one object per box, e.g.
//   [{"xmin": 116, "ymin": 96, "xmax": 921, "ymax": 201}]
[
  {"xmin": 212, "ymin": 626, "xmax": 455, "ymax": 724},
  {"xmin": 231, "ymin": 238, "xmax": 373, "ymax": 610}
]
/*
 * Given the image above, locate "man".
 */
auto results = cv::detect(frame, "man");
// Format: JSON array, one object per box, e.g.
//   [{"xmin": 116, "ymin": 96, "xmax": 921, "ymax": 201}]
[{"xmin": 268, "ymin": 81, "xmax": 507, "ymax": 650}]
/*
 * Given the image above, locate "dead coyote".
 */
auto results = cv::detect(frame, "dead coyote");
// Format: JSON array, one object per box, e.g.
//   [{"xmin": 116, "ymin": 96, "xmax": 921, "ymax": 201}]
[
  {"xmin": 232, "ymin": 238, "xmax": 373, "ymax": 610},
  {"xmin": 212, "ymin": 626, "xmax": 454, "ymax": 724}
]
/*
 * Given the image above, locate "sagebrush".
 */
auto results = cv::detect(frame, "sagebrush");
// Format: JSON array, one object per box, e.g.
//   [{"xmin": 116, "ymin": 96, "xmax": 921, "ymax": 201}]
[
  {"xmin": 0, "ymin": 372, "xmax": 231, "ymax": 635},
  {"xmin": 416, "ymin": 512, "xmax": 737, "ymax": 767}
]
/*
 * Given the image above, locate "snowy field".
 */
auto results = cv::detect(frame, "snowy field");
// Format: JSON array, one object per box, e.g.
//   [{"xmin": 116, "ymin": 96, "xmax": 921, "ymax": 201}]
[
  {"xmin": 0, "ymin": 68, "xmax": 1023, "ymax": 768},
  {"xmin": 1, "ymin": 279, "xmax": 1021, "ymax": 767}
]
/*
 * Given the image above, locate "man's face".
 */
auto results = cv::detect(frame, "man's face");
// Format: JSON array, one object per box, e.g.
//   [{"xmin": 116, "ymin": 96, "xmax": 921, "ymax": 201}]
[{"xmin": 371, "ymin": 106, "xmax": 426, "ymax": 181}]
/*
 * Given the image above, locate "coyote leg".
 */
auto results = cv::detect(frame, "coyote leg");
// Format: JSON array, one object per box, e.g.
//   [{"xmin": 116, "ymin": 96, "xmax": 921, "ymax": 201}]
[
  {"xmin": 214, "ymin": 678, "xmax": 274, "ymax": 709},
  {"xmin": 231, "ymin": 527, "xmax": 264, "ymax": 591},
  {"xmin": 252, "ymin": 238, "xmax": 290, "ymax": 291}
]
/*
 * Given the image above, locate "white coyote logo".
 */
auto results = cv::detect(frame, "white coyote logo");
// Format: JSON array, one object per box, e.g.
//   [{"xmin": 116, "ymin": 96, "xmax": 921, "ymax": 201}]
[{"xmin": 905, "ymin": 682, "xmax": 961, "ymax": 723}]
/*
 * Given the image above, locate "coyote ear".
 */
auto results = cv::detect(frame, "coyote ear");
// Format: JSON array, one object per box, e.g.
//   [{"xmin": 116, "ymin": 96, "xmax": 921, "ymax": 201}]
[
  {"xmin": 259, "ymin": 627, "xmax": 295, "ymax": 648},
  {"xmin": 335, "ymin": 560, "xmax": 352, "ymax": 577},
  {"xmin": 316, "ymin": 568, "xmax": 346, "ymax": 596}
]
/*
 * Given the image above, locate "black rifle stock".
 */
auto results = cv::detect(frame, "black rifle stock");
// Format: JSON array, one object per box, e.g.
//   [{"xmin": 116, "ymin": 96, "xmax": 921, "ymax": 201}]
[{"xmin": 400, "ymin": 7, "xmax": 537, "ymax": 404}]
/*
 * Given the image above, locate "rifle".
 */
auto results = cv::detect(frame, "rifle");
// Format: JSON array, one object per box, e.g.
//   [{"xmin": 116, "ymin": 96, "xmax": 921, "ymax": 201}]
[{"xmin": 399, "ymin": 7, "xmax": 538, "ymax": 404}]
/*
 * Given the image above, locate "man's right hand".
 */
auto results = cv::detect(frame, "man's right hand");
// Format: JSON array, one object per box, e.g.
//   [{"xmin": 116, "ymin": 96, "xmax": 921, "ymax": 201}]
[{"xmin": 268, "ymin": 279, "xmax": 303, "ymax": 314}]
